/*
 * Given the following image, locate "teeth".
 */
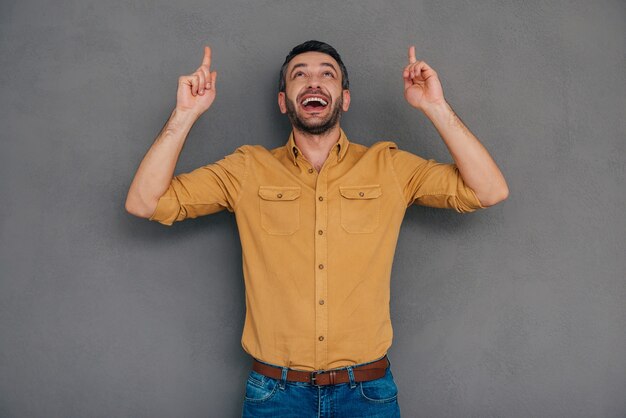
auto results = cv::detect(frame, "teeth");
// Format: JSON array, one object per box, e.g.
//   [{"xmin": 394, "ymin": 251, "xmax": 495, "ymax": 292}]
[{"xmin": 302, "ymin": 97, "xmax": 328, "ymax": 106}]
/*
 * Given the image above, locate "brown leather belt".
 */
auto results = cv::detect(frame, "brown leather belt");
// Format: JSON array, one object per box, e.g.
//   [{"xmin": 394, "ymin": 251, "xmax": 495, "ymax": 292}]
[{"xmin": 252, "ymin": 355, "xmax": 389, "ymax": 386}]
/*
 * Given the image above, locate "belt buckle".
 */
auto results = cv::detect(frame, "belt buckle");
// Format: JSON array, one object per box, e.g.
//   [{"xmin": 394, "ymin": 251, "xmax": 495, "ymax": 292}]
[{"xmin": 310, "ymin": 370, "xmax": 324, "ymax": 386}]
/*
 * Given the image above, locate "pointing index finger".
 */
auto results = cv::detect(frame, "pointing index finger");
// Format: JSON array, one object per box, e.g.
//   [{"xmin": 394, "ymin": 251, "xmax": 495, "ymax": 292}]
[
  {"xmin": 201, "ymin": 46, "xmax": 212, "ymax": 68},
  {"xmin": 408, "ymin": 45, "xmax": 416, "ymax": 64}
]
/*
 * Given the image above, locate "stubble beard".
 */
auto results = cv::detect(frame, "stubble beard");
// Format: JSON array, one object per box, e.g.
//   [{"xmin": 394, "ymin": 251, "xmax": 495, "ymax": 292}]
[{"xmin": 285, "ymin": 94, "xmax": 343, "ymax": 136}]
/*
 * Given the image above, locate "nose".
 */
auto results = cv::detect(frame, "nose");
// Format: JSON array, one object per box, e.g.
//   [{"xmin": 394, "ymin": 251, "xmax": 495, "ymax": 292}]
[{"xmin": 307, "ymin": 74, "xmax": 323, "ymax": 89}]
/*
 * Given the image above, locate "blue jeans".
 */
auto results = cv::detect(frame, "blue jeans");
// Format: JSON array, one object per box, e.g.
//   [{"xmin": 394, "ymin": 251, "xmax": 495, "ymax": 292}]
[{"xmin": 241, "ymin": 355, "xmax": 401, "ymax": 417}]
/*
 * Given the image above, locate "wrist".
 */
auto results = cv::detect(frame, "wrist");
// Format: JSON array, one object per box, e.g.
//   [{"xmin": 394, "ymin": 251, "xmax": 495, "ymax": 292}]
[
  {"xmin": 421, "ymin": 100, "xmax": 449, "ymax": 118},
  {"xmin": 167, "ymin": 108, "xmax": 199, "ymax": 135},
  {"xmin": 172, "ymin": 107, "xmax": 200, "ymax": 124}
]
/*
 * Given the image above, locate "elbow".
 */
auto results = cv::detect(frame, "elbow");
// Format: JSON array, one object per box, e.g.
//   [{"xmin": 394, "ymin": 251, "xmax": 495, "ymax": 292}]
[
  {"xmin": 125, "ymin": 201, "xmax": 140, "ymax": 218},
  {"xmin": 479, "ymin": 185, "xmax": 509, "ymax": 207},
  {"xmin": 500, "ymin": 185, "xmax": 510, "ymax": 202},
  {"xmin": 125, "ymin": 195, "xmax": 156, "ymax": 219}
]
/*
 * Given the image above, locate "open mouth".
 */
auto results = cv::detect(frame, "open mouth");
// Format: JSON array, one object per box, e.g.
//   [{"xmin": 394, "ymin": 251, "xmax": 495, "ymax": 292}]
[{"xmin": 300, "ymin": 95, "xmax": 329, "ymax": 112}]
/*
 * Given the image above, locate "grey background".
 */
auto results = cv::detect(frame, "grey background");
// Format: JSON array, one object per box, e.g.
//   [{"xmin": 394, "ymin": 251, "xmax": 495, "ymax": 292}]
[{"xmin": 1, "ymin": 0, "xmax": 624, "ymax": 416}]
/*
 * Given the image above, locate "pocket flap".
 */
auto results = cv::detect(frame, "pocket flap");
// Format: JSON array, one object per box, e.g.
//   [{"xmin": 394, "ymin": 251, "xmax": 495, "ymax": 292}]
[
  {"xmin": 339, "ymin": 184, "xmax": 382, "ymax": 199},
  {"xmin": 258, "ymin": 186, "xmax": 301, "ymax": 201}
]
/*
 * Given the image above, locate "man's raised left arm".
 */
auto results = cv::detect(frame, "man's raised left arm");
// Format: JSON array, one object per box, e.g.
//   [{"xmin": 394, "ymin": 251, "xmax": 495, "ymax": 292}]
[{"xmin": 402, "ymin": 45, "xmax": 509, "ymax": 207}]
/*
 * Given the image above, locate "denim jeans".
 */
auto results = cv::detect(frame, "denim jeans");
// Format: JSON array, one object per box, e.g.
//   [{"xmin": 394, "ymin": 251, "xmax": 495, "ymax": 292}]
[{"xmin": 241, "ymin": 354, "xmax": 401, "ymax": 417}]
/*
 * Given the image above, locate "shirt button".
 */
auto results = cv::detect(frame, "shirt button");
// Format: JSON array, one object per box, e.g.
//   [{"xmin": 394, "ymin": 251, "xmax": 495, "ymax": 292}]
[
  {"xmin": 277, "ymin": 193, "xmax": 283, "ymax": 198},
  {"xmin": 319, "ymin": 299, "xmax": 325, "ymax": 305},
  {"xmin": 318, "ymin": 336, "xmax": 324, "ymax": 341},
  {"xmin": 318, "ymin": 230, "xmax": 323, "ymax": 235},
  {"xmin": 318, "ymin": 196, "xmax": 324, "ymax": 201},
  {"xmin": 359, "ymin": 191, "xmax": 364, "ymax": 197},
  {"xmin": 318, "ymin": 264, "xmax": 324, "ymax": 270},
  {"xmin": 308, "ymin": 168, "xmax": 314, "ymax": 173}
]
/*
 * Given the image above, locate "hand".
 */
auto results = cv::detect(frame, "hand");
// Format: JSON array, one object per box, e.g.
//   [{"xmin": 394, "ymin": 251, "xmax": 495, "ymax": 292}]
[
  {"xmin": 402, "ymin": 46, "xmax": 445, "ymax": 111},
  {"xmin": 176, "ymin": 46, "xmax": 218, "ymax": 118}
]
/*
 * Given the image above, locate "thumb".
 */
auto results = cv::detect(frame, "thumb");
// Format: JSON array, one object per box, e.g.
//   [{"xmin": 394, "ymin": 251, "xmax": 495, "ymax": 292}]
[
  {"xmin": 403, "ymin": 71, "xmax": 412, "ymax": 90},
  {"xmin": 205, "ymin": 71, "xmax": 217, "ymax": 89}
]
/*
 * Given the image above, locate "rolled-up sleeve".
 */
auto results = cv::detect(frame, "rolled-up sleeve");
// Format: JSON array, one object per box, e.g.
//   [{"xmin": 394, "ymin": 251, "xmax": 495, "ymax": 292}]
[
  {"xmin": 149, "ymin": 145, "xmax": 249, "ymax": 226},
  {"xmin": 390, "ymin": 147, "xmax": 484, "ymax": 213}
]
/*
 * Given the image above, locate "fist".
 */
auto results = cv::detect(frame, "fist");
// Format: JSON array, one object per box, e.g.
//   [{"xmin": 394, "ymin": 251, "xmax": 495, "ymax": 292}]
[{"xmin": 176, "ymin": 46, "xmax": 218, "ymax": 117}]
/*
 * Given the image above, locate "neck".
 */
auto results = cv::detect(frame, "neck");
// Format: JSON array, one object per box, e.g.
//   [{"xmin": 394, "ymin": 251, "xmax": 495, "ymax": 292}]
[{"xmin": 293, "ymin": 124, "xmax": 341, "ymax": 172}]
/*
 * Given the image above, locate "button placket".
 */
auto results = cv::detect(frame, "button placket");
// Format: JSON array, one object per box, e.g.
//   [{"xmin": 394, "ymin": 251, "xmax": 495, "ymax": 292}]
[{"xmin": 314, "ymin": 157, "xmax": 331, "ymax": 370}]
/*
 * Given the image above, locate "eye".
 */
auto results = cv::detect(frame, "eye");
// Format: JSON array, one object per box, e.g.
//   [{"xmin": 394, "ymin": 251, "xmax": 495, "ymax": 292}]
[
  {"xmin": 324, "ymin": 71, "xmax": 334, "ymax": 77},
  {"xmin": 294, "ymin": 71, "xmax": 304, "ymax": 77}
]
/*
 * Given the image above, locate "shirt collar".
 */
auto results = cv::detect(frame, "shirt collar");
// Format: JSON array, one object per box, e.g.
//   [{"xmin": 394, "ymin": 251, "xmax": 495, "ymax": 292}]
[{"xmin": 287, "ymin": 127, "xmax": 350, "ymax": 166}]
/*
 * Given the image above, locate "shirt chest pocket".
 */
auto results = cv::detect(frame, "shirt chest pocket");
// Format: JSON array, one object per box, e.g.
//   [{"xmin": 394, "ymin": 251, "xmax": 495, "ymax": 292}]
[
  {"xmin": 258, "ymin": 186, "xmax": 301, "ymax": 235},
  {"xmin": 339, "ymin": 184, "xmax": 382, "ymax": 233}
]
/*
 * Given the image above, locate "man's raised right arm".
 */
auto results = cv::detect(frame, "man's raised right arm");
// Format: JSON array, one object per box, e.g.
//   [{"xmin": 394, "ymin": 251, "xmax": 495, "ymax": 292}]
[{"xmin": 125, "ymin": 46, "xmax": 218, "ymax": 219}]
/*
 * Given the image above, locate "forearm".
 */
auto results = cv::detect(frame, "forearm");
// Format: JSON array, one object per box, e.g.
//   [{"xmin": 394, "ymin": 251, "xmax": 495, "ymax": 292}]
[
  {"xmin": 422, "ymin": 101, "xmax": 509, "ymax": 206},
  {"xmin": 125, "ymin": 108, "xmax": 198, "ymax": 218}
]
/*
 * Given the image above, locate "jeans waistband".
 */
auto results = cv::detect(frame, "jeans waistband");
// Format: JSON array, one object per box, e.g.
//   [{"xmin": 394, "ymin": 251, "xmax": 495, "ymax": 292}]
[{"xmin": 254, "ymin": 353, "xmax": 389, "ymax": 372}]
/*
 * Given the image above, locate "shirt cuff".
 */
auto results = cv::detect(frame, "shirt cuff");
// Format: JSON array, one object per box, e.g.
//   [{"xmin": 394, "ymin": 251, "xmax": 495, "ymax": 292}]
[
  {"xmin": 458, "ymin": 186, "xmax": 486, "ymax": 212},
  {"xmin": 148, "ymin": 195, "xmax": 180, "ymax": 226}
]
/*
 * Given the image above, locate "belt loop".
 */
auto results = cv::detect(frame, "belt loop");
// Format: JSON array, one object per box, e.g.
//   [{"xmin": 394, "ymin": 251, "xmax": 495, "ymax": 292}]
[
  {"xmin": 279, "ymin": 366, "xmax": 288, "ymax": 390},
  {"xmin": 346, "ymin": 366, "xmax": 356, "ymax": 389}
]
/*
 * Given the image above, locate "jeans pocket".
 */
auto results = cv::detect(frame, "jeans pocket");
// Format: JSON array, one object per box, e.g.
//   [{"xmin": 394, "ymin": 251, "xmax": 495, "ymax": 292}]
[
  {"xmin": 244, "ymin": 370, "xmax": 279, "ymax": 403},
  {"xmin": 359, "ymin": 367, "xmax": 398, "ymax": 403}
]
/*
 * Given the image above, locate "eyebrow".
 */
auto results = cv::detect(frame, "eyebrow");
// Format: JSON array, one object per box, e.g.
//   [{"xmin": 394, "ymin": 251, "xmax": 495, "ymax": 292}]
[{"xmin": 289, "ymin": 62, "xmax": 338, "ymax": 77}]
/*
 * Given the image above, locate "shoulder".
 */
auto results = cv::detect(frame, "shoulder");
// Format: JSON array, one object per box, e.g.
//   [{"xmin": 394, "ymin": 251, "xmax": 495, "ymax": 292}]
[
  {"xmin": 229, "ymin": 144, "xmax": 274, "ymax": 159},
  {"xmin": 372, "ymin": 140, "xmax": 399, "ymax": 152},
  {"xmin": 349, "ymin": 140, "xmax": 399, "ymax": 156},
  {"xmin": 234, "ymin": 144, "xmax": 265, "ymax": 154}
]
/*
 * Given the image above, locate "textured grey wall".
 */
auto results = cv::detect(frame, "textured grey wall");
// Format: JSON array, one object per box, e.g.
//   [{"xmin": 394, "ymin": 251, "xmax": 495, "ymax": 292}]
[{"xmin": 1, "ymin": 0, "xmax": 624, "ymax": 417}]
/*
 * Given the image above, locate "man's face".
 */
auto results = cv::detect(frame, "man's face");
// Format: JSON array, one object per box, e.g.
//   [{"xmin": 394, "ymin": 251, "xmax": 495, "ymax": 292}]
[{"xmin": 278, "ymin": 51, "xmax": 350, "ymax": 135}]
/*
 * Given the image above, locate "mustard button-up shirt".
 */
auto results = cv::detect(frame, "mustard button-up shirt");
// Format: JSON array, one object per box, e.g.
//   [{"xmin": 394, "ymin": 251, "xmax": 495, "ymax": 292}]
[{"xmin": 149, "ymin": 128, "xmax": 484, "ymax": 371}]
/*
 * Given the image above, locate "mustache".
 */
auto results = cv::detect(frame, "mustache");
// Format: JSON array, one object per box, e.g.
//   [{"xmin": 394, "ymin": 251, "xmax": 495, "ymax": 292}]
[{"xmin": 299, "ymin": 90, "xmax": 330, "ymax": 101}]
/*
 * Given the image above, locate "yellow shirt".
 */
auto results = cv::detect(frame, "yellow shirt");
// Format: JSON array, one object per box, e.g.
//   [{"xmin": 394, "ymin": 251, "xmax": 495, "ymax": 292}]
[{"xmin": 149, "ymin": 128, "xmax": 484, "ymax": 371}]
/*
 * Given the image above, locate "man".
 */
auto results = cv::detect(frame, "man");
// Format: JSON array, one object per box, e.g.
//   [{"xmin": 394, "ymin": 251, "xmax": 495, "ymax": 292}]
[{"xmin": 125, "ymin": 40, "xmax": 508, "ymax": 417}]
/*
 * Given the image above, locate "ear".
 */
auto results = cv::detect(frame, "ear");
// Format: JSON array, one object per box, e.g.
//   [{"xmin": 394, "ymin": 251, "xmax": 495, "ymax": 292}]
[
  {"xmin": 278, "ymin": 92, "xmax": 287, "ymax": 114},
  {"xmin": 342, "ymin": 90, "xmax": 351, "ymax": 112}
]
